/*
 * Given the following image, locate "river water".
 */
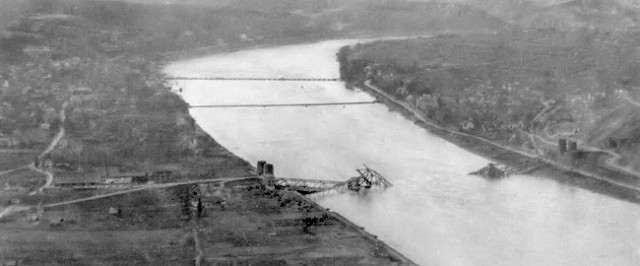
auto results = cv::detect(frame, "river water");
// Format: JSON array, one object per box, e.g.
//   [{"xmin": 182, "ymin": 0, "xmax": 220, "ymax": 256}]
[{"xmin": 164, "ymin": 39, "xmax": 640, "ymax": 266}]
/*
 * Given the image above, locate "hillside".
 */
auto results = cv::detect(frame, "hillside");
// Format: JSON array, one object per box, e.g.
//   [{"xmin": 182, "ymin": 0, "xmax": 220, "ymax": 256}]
[
  {"xmin": 338, "ymin": 28, "xmax": 640, "ymax": 171},
  {"xmin": 0, "ymin": 0, "xmax": 31, "ymax": 29},
  {"xmin": 515, "ymin": 0, "xmax": 640, "ymax": 31},
  {"xmin": 0, "ymin": 17, "xmax": 254, "ymax": 185},
  {"xmin": 463, "ymin": 0, "xmax": 543, "ymax": 21},
  {"xmin": 0, "ymin": 0, "xmax": 508, "ymax": 182},
  {"xmin": 0, "ymin": 1, "xmax": 450, "ymax": 264},
  {"xmin": 340, "ymin": 1, "xmax": 507, "ymax": 34}
]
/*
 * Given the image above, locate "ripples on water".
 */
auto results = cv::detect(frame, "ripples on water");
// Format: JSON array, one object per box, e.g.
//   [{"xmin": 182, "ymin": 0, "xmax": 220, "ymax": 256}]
[{"xmin": 165, "ymin": 39, "xmax": 640, "ymax": 266}]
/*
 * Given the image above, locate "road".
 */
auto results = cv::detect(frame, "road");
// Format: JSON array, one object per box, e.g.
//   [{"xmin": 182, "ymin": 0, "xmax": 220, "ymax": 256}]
[
  {"xmin": 33, "ymin": 102, "xmax": 67, "ymax": 193},
  {"xmin": 27, "ymin": 124, "xmax": 65, "ymax": 195},
  {"xmin": 363, "ymin": 80, "xmax": 538, "ymax": 159},
  {"xmin": 28, "ymin": 165, "xmax": 53, "ymax": 195},
  {"xmin": 0, "ymin": 176, "xmax": 259, "ymax": 219},
  {"xmin": 532, "ymin": 99, "xmax": 640, "ymax": 181},
  {"xmin": 42, "ymin": 176, "xmax": 256, "ymax": 208},
  {"xmin": 0, "ymin": 205, "xmax": 30, "ymax": 219},
  {"xmin": 39, "ymin": 125, "xmax": 65, "ymax": 158},
  {"xmin": 363, "ymin": 80, "xmax": 640, "ymax": 192},
  {"xmin": 0, "ymin": 103, "xmax": 66, "ymax": 190},
  {"xmin": 0, "ymin": 166, "xmax": 28, "ymax": 177}
]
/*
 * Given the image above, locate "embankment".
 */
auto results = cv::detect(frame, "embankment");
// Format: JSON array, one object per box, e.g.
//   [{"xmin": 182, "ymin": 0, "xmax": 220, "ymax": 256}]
[
  {"xmin": 285, "ymin": 190, "xmax": 418, "ymax": 265},
  {"xmin": 357, "ymin": 81, "xmax": 640, "ymax": 204},
  {"xmin": 160, "ymin": 42, "xmax": 418, "ymax": 265}
]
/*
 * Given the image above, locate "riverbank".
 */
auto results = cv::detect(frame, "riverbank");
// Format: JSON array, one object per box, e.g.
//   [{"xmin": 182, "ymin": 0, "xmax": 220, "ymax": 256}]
[
  {"xmin": 160, "ymin": 31, "xmax": 440, "ymax": 64},
  {"xmin": 0, "ymin": 178, "xmax": 416, "ymax": 265},
  {"xmin": 0, "ymin": 4, "xmax": 418, "ymax": 264},
  {"xmin": 358, "ymin": 80, "xmax": 640, "ymax": 204},
  {"xmin": 335, "ymin": 32, "xmax": 640, "ymax": 204},
  {"xmin": 159, "ymin": 36, "xmax": 640, "ymax": 265},
  {"xmin": 160, "ymin": 40, "xmax": 418, "ymax": 265}
]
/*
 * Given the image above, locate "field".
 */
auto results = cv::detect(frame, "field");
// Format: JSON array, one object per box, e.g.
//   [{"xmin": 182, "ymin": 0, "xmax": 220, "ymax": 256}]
[
  {"xmin": 0, "ymin": 168, "xmax": 45, "ymax": 192},
  {"xmin": 0, "ymin": 181, "xmax": 410, "ymax": 265},
  {"xmin": 0, "ymin": 151, "xmax": 37, "ymax": 171}
]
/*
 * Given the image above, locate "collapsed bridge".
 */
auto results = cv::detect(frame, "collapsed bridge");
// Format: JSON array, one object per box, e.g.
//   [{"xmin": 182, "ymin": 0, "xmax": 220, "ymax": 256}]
[{"xmin": 256, "ymin": 161, "xmax": 393, "ymax": 197}]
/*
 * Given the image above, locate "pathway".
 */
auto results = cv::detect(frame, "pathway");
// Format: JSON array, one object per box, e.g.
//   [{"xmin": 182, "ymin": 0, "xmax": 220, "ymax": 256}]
[
  {"xmin": 0, "ymin": 103, "xmax": 66, "ymax": 182},
  {"xmin": 0, "ymin": 205, "xmax": 30, "ymax": 219},
  {"xmin": 0, "ymin": 166, "xmax": 28, "ymax": 177},
  {"xmin": 33, "ymin": 102, "xmax": 67, "ymax": 193}
]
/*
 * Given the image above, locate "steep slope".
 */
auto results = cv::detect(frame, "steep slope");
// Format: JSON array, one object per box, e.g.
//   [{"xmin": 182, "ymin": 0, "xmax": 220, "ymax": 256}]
[
  {"xmin": 342, "ymin": 1, "xmax": 508, "ymax": 33},
  {"xmin": 463, "ymin": 0, "xmax": 541, "ymax": 21},
  {"xmin": 337, "ymin": 28, "xmax": 640, "ymax": 170},
  {"xmin": 516, "ymin": 0, "xmax": 639, "ymax": 30}
]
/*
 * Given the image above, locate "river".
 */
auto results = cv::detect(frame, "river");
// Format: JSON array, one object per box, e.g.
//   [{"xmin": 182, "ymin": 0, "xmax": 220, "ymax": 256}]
[{"xmin": 164, "ymin": 39, "xmax": 640, "ymax": 266}]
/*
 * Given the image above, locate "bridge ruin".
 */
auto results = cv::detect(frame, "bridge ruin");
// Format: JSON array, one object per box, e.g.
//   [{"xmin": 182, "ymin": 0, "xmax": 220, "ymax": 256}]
[{"xmin": 256, "ymin": 161, "xmax": 393, "ymax": 196}]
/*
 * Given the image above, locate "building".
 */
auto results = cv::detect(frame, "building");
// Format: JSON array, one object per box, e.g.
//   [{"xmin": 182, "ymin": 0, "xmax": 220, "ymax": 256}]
[
  {"xmin": 460, "ymin": 121, "xmax": 475, "ymax": 131},
  {"xmin": 103, "ymin": 172, "xmax": 148, "ymax": 184},
  {"xmin": 257, "ymin": 161, "xmax": 275, "ymax": 187},
  {"xmin": 149, "ymin": 170, "xmax": 174, "ymax": 183},
  {"xmin": 53, "ymin": 174, "xmax": 101, "ymax": 189},
  {"xmin": 608, "ymin": 137, "xmax": 630, "ymax": 149},
  {"xmin": 103, "ymin": 176, "xmax": 132, "ymax": 184},
  {"xmin": 53, "ymin": 168, "xmax": 148, "ymax": 189},
  {"xmin": 558, "ymin": 138, "xmax": 567, "ymax": 153}
]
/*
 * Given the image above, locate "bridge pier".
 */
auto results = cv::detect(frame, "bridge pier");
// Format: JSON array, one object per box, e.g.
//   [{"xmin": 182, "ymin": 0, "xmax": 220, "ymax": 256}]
[
  {"xmin": 257, "ymin": 160, "xmax": 275, "ymax": 187},
  {"xmin": 255, "ymin": 161, "xmax": 392, "ymax": 196},
  {"xmin": 257, "ymin": 160, "xmax": 267, "ymax": 175}
]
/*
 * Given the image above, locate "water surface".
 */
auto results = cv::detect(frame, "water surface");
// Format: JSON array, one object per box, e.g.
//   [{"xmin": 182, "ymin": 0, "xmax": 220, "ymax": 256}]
[{"xmin": 165, "ymin": 39, "xmax": 640, "ymax": 266}]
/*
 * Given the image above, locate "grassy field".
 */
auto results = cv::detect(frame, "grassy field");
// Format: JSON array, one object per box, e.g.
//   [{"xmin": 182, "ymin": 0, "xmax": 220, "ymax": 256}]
[
  {"xmin": 0, "ymin": 168, "xmax": 45, "ymax": 191},
  {"xmin": 0, "ymin": 186, "xmax": 198, "ymax": 265},
  {"xmin": 0, "ymin": 151, "xmax": 37, "ymax": 171},
  {"xmin": 0, "ymin": 229, "xmax": 194, "ymax": 265}
]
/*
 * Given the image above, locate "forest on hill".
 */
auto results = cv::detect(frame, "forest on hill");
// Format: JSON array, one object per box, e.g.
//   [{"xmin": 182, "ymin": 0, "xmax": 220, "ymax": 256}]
[{"xmin": 338, "ymin": 23, "xmax": 640, "ymax": 170}]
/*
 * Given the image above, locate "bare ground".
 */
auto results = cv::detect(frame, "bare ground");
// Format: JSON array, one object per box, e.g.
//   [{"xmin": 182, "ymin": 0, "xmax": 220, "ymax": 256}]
[{"xmin": 0, "ymin": 181, "xmax": 414, "ymax": 265}]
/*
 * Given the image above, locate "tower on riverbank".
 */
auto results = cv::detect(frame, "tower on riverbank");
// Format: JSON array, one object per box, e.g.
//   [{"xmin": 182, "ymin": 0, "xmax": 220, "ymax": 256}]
[{"xmin": 257, "ymin": 160, "xmax": 275, "ymax": 187}]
